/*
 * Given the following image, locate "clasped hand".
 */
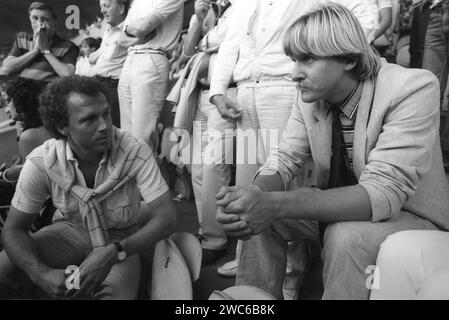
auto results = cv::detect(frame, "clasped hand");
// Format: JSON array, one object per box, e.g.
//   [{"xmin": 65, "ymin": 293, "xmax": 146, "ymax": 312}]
[{"xmin": 216, "ymin": 186, "xmax": 277, "ymax": 240}]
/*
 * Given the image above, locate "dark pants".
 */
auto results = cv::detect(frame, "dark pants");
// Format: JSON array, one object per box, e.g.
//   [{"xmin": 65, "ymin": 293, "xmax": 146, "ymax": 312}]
[{"xmin": 96, "ymin": 76, "xmax": 121, "ymax": 128}]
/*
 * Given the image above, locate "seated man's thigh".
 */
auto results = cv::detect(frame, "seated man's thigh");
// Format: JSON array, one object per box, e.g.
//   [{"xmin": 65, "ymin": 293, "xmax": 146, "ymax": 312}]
[
  {"xmin": 32, "ymin": 221, "xmax": 92, "ymax": 268},
  {"xmin": 0, "ymin": 221, "xmax": 91, "ymax": 297},
  {"xmin": 322, "ymin": 211, "xmax": 438, "ymax": 267}
]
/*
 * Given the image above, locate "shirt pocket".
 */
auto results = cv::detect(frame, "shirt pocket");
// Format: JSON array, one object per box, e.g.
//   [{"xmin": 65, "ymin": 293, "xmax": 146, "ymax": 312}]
[{"xmin": 105, "ymin": 188, "xmax": 132, "ymax": 225}]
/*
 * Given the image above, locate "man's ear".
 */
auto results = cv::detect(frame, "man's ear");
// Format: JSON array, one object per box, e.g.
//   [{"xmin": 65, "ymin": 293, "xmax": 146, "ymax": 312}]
[{"xmin": 344, "ymin": 60, "xmax": 357, "ymax": 72}]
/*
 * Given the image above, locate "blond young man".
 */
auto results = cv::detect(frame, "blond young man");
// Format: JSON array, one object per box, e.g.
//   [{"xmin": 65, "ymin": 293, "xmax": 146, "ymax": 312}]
[{"xmin": 216, "ymin": 3, "xmax": 449, "ymax": 299}]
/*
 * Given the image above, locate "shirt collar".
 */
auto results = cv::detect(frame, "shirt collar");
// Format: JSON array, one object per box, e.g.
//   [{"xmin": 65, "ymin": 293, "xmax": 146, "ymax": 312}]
[
  {"xmin": 329, "ymin": 81, "xmax": 363, "ymax": 120},
  {"xmin": 65, "ymin": 139, "xmax": 109, "ymax": 167}
]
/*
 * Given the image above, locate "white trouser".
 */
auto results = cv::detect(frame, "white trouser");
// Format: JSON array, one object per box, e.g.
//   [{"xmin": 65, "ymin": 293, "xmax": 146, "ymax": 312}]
[
  {"xmin": 118, "ymin": 52, "xmax": 169, "ymax": 149},
  {"xmin": 191, "ymin": 89, "xmax": 236, "ymax": 250}
]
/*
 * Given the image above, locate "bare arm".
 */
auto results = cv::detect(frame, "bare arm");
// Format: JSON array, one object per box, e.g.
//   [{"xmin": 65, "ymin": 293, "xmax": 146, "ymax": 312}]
[
  {"xmin": 2, "ymin": 50, "xmax": 40, "ymax": 76},
  {"xmin": 43, "ymin": 52, "xmax": 75, "ymax": 77},
  {"xmin": 2, "ymin": 206, "xmax": 68, "ymax": 297},
  {"xmin": 373, "ymin": 7, "xmax": 393, "ymax": 41},
  {"xmin": 274, "ymin": 185, "xmax": 372, "ymax": 222},
  {"xmin": 122, "ymin": 191, "xmax": 177, "ymax": 256}
]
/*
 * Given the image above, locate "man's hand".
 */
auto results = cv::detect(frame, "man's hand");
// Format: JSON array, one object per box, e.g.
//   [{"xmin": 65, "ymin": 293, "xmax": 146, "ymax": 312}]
[
  {"xmin": 69, "ymin": 245, "xmax": 117, "ymax": 299},
  {"xmin": 195, "ymin": 0, "xmax": 211, "ymax": 22},
  {"xmin": 216, "ymin": 186, "xmax": 279, "ymax": 237},
  {"xmin": 211, "ymin": 95, "xmax": 241, "ymax": 121},
  {"xmin": 36, "ymin": 28, "xmax": 51, "ymax": 52},
  {"xmin": 35, "ymin": 268, "xmax": 70, "ymax": 299}
]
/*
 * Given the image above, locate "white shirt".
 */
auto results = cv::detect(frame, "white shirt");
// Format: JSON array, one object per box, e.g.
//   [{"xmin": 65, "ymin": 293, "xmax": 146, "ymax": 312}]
[
  {"xmin": 124, "ymin": 0, "xmax": 184, "ymax": 52},
  {"xmin": 75, "ymin": 56, "xmax": 95, "ymax": 77},
  {"xmin": 92, "ymin": 22, "xmax": 128, "ymax": 79},
  {"xmin": 210, "ymin": 0, "xmax": 378, "ymax": 98}
]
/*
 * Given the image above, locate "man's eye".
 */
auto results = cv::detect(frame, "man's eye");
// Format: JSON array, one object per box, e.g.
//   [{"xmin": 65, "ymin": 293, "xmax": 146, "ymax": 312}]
[{"xmin": 104, "ymin": 110, "xmax": 111, "ymax": 119}]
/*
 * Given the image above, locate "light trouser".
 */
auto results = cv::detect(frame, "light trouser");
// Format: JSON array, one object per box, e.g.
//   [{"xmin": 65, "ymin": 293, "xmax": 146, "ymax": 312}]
[
  {"xmin": 118, "ymin": 51, "xmax": 169, "ymax": 149},
  {"xmin": 422, "ymin": 2, "xmax": 449, "ymax": 153},
  {"xmin": 231, "ymin": 83, "xmax": 307, "ymax": 287},
  {"xmin": 191, "ymin": 89, "xmax": 236, "ymax": 250},
  {"xmin": 234, "ymin": 83, "xmax": 298, "ymax": 188},
  {"xmin": 0, "ymin": 221, "xmax": 141, "ymax": 299},
  {"xmin": 236, "ymin": 210, "xmax": 438, "ymax": 300},
  {"xmin": 370, "ymin": 230, "xmax": 449, "ymax": 300}
]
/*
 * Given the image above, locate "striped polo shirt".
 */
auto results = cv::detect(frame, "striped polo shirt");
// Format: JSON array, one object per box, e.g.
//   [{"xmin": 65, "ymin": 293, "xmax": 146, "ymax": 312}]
[
  {"xmin": 9, "ymin": 32, "xmax": 79, "ymax": 82},
  {"xmin": 329, "ymin": 81, "xmax": 364, "ymax": 172}
]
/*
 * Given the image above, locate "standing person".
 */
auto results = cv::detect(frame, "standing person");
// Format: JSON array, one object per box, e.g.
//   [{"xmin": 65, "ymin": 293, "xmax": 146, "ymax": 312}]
[
  {"xmin": 0, "ymin": 76, "xmax": 177, "ymax": 299},
  {"xmin": 90, "ymin": 0, "xmax": 130, "ymax": 128},
  {"xmin": 209, "ymin": 0, "xmax": 378, "ymax": 278},
  {"xmin": 172, "ymin": 0, "xmax": 235, "ymax": 265},
  {"xmin": 117, "ymin": 0, "xmax": 184, "ymax": 149},
  {"xmin": 2, "ymin": 1, "xmax": 78, "ymax": 83},
  {"xmin": 422, "ymin": 0, "xmax": 449, "ymax": 167},
  {"xmin": 216, "ymin": 3, "xmax": 449, "ymax": 300}
]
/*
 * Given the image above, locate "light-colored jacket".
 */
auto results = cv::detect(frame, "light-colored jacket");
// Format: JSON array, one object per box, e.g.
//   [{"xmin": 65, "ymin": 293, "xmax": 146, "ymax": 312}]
[{"xmin": 260, "ymin": 59, "xmax": 449, "ymax": 230}]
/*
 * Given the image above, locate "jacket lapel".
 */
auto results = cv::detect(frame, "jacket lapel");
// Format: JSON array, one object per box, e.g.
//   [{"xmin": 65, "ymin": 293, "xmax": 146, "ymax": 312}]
[{"xmin": 353, "ymin": 77, "xmax": 375, "ymax": 179}]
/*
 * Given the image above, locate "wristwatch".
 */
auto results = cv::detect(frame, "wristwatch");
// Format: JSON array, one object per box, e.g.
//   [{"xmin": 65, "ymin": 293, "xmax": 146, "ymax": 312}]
[
  {"xmin": 113, "ymin": 241, "xmax": 127, "ymax": 262},
  {"xmin": 42, "ymin": 49, "xmax": 51, "ymax": 55}
]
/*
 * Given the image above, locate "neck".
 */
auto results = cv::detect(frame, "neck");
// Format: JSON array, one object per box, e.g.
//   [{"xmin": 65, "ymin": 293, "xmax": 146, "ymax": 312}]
[
  {"xmin": 110, "ymin": 17, "xmax": 125, "ymax": 28},
  {"xmin": 68, "ymin": 140, "xmax": 103, "ymax": 166},
  {"xmin": 326, "ymin": 75, "xmax": 358, "ymax": 105}
]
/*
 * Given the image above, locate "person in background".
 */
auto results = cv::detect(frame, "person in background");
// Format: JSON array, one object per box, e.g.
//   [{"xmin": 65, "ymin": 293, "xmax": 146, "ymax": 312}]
[
  {"xmin": 90, "ymin": 0, "xmax": 130, "ymax": 128},
  {"xmin": 421, "ymin": 0, "xmax": 449, "ymax": 168},
  {"xmin": 1, "ymin": 78, "xmax": 52, "ymax": 184},
  {"xmin": 117, "ymin": 0, "xmax": 184, "ymax": 150},
  {"xmin": 75, "ymin": 37, "xmax": 100, "ymax": 77},
  {"xmin": 172, "ymin": 0, "xmax": 235, "ymax": 266},
  {"xmin": 1, "ymin": 1, "xmax": 78, "ymax": 83}
]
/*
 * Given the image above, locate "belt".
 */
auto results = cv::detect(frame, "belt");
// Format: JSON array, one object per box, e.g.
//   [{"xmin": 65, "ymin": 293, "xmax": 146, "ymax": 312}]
[
  {"xmin": 198, "ymin": 82, "xmax": 237, "ymax": 91},
  {"xmin": 95, "ymin": 75, "xmax": 119, "ymax": 85},
  {"xmin": 128, "ymin": 48, "xmax": 170, "ymax": 59}
]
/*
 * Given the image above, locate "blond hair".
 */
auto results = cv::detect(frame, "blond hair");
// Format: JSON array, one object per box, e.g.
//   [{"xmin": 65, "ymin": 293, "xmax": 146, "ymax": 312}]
[{"xmin": 283, "ymin": 2, "xmax": 379, "ymax": 80}]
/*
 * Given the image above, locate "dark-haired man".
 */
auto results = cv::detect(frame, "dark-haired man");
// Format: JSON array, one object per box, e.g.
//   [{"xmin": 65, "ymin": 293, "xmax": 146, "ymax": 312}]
[
  {"xmin": 0, "ymin": 76, "xmax": 177, "ymax": 299},
  {"xmin": 2, "ymin": 1, "xmax": 78, "ymax": 83}
]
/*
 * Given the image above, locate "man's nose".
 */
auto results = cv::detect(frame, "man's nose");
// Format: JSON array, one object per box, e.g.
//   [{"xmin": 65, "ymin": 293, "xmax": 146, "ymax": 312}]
[{"xmin": 292, "ymin": 63, "xmax": 305, "ymax": 82}]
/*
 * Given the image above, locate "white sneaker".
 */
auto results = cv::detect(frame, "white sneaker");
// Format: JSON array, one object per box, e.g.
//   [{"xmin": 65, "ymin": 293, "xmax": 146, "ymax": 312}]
[{"xmin": 217, "ymin": 259, "xmax": 238, "ymax": 277}]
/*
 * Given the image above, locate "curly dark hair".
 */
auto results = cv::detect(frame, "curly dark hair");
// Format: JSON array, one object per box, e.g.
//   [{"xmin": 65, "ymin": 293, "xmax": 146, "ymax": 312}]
[
  {"xmin": 38, "ymin": 75, "xmax": 107, "ymax": 140},
  {"xmin": 5, "ymin": 78, "xmax": 45, "ymax": 131}
]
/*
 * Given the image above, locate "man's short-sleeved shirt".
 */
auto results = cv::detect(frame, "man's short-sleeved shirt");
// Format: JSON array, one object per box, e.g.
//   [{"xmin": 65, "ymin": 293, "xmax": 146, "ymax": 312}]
[
  {"xmin": 11, "ymin": 128, "xmax": 169, "ymax": 229},
  {"xmin": 9, "ymin": 32, "xmax": 79, "ymax": 82}
]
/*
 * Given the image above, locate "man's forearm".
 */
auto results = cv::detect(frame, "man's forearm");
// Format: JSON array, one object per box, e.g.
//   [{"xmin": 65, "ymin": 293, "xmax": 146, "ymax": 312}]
[
  {"xmin": 183, "ymin": 19, "xmax": 204, "ymax": 58},
  {"xmin": 121, "ymin": 194, "xmax": 177, "ymax": 257},
  {"xmin": 2, "ymin": 228, "xmax": 51, "ymax": 283},
  {"xmin": 2, "ymin": 50, "xmax": 40, "ymax": 75},
  {"xmin": 126, "ymin": 13, "xmax": 163, "ymax": 39},
  {"xmin": 274, "ymin": 185, "xmax": 372, "ymax": 222},
  {"xmin": 43, "ymin": 53, "xmax": 74, "ymax": 77}
]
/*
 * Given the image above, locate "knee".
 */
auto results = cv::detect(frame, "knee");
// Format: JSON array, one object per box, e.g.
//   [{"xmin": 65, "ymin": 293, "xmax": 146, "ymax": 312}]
[{"xmin": 322, "ymin": 222, "xmax": 364, "ymax": 259}]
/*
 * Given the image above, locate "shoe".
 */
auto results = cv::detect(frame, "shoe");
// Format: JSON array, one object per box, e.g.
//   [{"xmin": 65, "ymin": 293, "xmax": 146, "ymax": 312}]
[
  {"xmin": 217, "ymin": 259, "xmax": 238, "ymax": 277},
  {"xmin": 201, "ymin": 249, "xmax": 226, "ymax": 266}
]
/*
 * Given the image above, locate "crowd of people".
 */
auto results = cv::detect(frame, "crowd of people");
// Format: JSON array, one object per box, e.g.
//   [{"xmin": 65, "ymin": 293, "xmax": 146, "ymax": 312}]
[{"xmin": 0, "ymin": 0, "xmax": 448, "ymax": 300}]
